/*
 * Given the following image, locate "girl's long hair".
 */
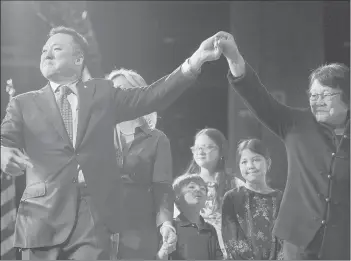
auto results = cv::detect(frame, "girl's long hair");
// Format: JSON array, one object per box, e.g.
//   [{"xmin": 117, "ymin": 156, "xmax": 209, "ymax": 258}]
[
  {"xmin": 186, "ymin": 128, "xmax": 228, "ymax": 174},
  {"xmin": 185, "ymin": 128, "xmax": 231, "ymax": 201}
]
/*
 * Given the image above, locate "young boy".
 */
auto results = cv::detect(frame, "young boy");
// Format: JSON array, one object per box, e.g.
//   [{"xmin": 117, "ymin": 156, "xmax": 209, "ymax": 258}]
[{"xmin": 157, "ymin": 174, "xmax": 223, "ymax": 260}]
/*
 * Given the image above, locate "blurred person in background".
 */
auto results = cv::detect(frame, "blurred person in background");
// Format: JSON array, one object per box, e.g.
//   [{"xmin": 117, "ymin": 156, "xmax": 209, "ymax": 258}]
[{"xmin": 107, "ymin": 69, "xmax": 175, "ymax": 259}]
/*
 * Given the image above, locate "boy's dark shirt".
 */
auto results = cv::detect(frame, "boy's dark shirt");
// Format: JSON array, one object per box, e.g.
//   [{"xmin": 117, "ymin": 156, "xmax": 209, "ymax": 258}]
[{"xmin": 168, "ymin": 213, "xmax": 223, "ymax": 260}]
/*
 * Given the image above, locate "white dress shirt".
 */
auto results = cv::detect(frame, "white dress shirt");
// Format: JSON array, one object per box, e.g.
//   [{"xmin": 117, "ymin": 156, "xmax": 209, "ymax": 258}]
[{"xmin": 50, "ymin": 80, "xmax": 86, "ymax": 183}]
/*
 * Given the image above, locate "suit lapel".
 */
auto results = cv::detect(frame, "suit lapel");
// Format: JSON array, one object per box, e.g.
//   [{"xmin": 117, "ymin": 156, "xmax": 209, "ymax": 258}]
[
  {"xmin": 33, "ymin": 83, "xmax": 72, "ymax": 146},
  {"xmin": 75, "ymin": 81, "xmax": 96, "ymax": 149}
]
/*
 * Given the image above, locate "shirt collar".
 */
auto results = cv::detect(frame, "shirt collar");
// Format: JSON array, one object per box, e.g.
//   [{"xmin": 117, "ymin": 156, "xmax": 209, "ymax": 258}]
[
  {"xmin": 50, "ymin": 80, "xmax": 79, "ymax": 95},
  {"xmin": 139, "ymin": 124, "xmax": 153, "ymax": 135},
  {"xmin": 175, "ymin": 213, "xmax": 212, "ymax": 231},
  {"xmin": 124, "ymin": 124, "xmax": 152, "ymax": 136}
]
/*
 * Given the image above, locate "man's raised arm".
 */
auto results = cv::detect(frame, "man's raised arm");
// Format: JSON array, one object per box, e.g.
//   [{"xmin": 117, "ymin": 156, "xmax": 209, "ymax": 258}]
[{"xmin": 112, "ymin": 32, "xmax": 224, "ymax": 124}]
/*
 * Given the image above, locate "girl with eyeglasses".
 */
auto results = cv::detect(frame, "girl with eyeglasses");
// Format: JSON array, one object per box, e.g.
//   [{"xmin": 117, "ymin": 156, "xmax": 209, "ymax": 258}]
[{"xmin": 175, "ymin": 128, "xmax": 245, "ymax": 259}]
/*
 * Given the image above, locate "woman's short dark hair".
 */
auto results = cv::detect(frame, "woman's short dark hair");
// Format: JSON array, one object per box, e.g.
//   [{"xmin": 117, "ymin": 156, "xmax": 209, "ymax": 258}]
[
  {"xmin": 48, "ymin": 26, "xmax": 89, "ymax": 60},
  {"xmin": 308, "ymin": 63, "xmax": 350, "ymax": 104}
]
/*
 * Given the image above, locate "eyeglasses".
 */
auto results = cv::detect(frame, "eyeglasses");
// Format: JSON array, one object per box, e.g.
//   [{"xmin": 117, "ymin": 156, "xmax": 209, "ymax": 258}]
[
  {"xmin": 190, "ymin": 145, "xmax": 218, "ymax": 154},
  {"xmin": 309, "ymin": 92, "xmax": 342, "ymax": 101}
]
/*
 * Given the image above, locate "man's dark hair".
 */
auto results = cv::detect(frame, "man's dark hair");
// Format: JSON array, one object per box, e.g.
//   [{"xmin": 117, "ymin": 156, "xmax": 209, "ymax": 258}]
[
  {"xmin": 48, "ymin": 26, "xmax": 89, "ymax": 64},
  {"xmin": 309, "ymin": 63, "xmax": 350, "ymax": 104}
]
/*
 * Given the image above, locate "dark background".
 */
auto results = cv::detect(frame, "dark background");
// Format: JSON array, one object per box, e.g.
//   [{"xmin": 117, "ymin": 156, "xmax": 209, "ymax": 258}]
[{"xmin": 87, "ymin": 1, "xmax": 232, "ymax": 177}]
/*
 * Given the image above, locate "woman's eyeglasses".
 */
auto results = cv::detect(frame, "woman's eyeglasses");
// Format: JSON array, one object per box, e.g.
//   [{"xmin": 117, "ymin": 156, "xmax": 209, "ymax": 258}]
[
  {"xmin": 309, "ymin": 92, "xmax": 341, "ymax": 101},
  {"xmin": 190, "ymin": 145, "xmax": 218, "ymax": 154}
]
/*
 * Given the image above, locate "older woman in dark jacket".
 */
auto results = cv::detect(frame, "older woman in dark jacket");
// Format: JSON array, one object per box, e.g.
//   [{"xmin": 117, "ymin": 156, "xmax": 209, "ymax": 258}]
[
  {"xmin": 106, "ymin": 69, "xmax": 176, "ymax": 259},
  {"xmin": 216, "ymin": 32, "xmax": 349, "ymax": 260}
]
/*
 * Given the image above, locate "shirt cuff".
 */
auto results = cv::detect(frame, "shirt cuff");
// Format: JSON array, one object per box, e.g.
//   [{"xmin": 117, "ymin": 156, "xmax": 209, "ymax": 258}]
[
  {"xmin": 181, "ymin": 58, "xmax": 201, "ymax": 78},
  {"xmin": 227, "ymin": 69, "xmax": 246, "ymax": 84},
  {"xmin": 227, "ymin": 56, "xmax": 246, "ymax": 79}
]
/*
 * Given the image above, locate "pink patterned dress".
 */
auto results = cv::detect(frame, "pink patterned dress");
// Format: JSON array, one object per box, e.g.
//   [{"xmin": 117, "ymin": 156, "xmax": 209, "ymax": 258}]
[{"xmin": 200, "ymin": 173, "xmax": 244, "ymax": 259}]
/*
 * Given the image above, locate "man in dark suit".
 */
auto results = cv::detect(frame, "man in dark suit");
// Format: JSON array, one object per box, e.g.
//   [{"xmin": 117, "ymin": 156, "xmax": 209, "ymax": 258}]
[
  {"xmin": 215, "ymin": 32, "xmax": 350, "ymax": 260},
  {"xmin": 0, "ymin": 26, "xmax": 223, "ymax": 260}
]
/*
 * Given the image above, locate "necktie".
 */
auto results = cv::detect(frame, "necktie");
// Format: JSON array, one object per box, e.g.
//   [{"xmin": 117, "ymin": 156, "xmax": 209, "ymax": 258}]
[{"xmin": 57, "ymin": 85, "xmax": 73, "ymax": 142}]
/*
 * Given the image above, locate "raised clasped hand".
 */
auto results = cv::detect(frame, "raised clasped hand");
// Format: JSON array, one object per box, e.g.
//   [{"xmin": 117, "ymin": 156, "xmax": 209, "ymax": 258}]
[
  {"xmin": 190, "ymin": 31, "xmax": 242, "ymax": 71},
  {"xmin": 213, "ymin": 31, "xmax": 240, "ymax": 61},
  {"xmin": 197, "ymin": 34, "xmax": 224, "ymax": 63}
]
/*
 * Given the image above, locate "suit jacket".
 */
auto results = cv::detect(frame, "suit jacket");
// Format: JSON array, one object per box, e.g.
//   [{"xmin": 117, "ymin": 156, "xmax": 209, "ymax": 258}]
[
  {"xmin": 228, "ymin": 67, "xmax": 350, "ymax": 258},
  {"xmin": 116, "ymin": 125, "xmax": 173, "ymax": 258},
  {"xmin": 0, "ymin": 66, "xmax": 196, "ymax": 249}
]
